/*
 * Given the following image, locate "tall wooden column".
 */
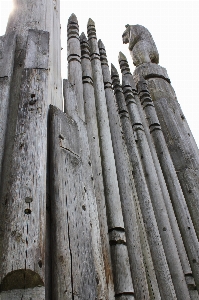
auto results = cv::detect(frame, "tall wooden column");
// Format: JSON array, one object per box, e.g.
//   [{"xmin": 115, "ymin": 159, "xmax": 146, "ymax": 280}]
[
  {"xmin": 67, "ymin": 14, "xmax": 85, "ymax": 121},
  {"xmin": 99, "ymin": 40, "xmax": 147, "ymax": 300},
  {"xmin": 137, "ymin": 78, "xmax": 199, "ymax": 294},
  {"xmin": 134, "ymin": 61, "xmax": 199, "ymax": 241},
  {"xmin": 118, "ymin": 52, "xmax": 195, "ymax": 293},
  {"xmin": 115, "ymin": 58, "xmax": 189, "ymax": 298},
  {"xmin": 111, "ymin": 63, "xmax": 179, "ymax": 300},
  {"xmin": 0, "ymin": 29, "xmax": 49, "ymax": 300}
]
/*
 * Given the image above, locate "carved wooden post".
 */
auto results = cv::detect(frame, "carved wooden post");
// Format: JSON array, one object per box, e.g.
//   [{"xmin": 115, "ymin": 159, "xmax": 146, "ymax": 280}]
[
  {"xmin": 124, "ymin": 24, "xmax": 199, "ymax": 241},
  {"xmin": 118, "ymin": 52, "xmax": 196, "ymax": 294},
  {"xmin": 115, "ymin": 55, "xmax": 190, "ymax": 299},
  {"xmin": 0, "ymin": 32, "xmax": 16, "ymax": 184},
  {"xmin": 80, "ymin": 32, "xmax": 125, "ymax": 298},
  {"xmin": 137, "ymin": 77, "xmax": 199, "ymax": 293},
  {"xmin": 98, "ymin": 40, "xmax": 148, "ymax": 300},
  {"xmin": 0, "ymin": 29, "xmax": 49, "ymax": 299},
  {"xmin": 111, "ymin": 63, "xmax": 180, "ymax": 300},
  {"xmin": 6, "ymin": 0, "xmax": 62, "ymax": 109},
  {"xmin": 63, "ymin": 80, "xmax": 112, "ymax": 299},
  {"xmin": 67, "ymin": 14, "xmax": 85, "ymax": 121}
]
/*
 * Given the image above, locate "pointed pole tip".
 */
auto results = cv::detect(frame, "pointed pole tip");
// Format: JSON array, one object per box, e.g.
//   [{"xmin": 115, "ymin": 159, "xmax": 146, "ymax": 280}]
[
  {"xmin": 68, "ymin": 13, "xmax": 78, "ymax": 24},
  {"xmin": 80, "ymin": 32, "xmax": 87, "ymax": 41},
  {"xmin": 87, "ymin": 18, "xmax": 95, "ymax": 27},
  {"xmin": 111, "ymin": 64, "xmax": 119, "ymax": 76},
  {"xmin": 118, "ymin": 51, "xmax": 127, "ymax": 62},
  {"xmin": 98, "ymin": 39, "xmax": 105, "ymax": 49}
]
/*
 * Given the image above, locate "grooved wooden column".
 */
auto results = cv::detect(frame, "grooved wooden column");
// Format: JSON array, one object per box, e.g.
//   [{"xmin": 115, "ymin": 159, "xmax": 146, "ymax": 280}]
[
  {"xmin": 99, "ymin": 39, "xmax": 146, "ymax": 300},
  {"xmin": 111, "ymin": 63, "xmax": 178, "ymax": 300},
  {"xmin": 87, "ymin": 19, "xmax": 124, "ymax": 287},
  {"xmin": 115, "ymin": 60, "xmax": 190, "ymax": 299},
  {"xmin": 118, "ymin": 52, "xmax": 196, "ymax": 294},
  {"xmin": 63, "ymin": 80, "xmax": 112, "ymax": 300},
  {"xmin": 80, "ymin": 32, "xmax": 118, "ymax": 298},
  {"xmin": 134, "ymin": 62, "xmax": 199, "ymax": 241},
  {"xmin": 137, "ymin": 78, "xmax": 199, "ymax": 294},
  {"xmin": 0, "ymin": 32, "xmax": 16, "ymax": 185},
  {"xmin": 67, "ymin": 14, "xmax": 85, "ymax": 121},
  {"xmin": 0, "ymin": 29, "xmax": 49, "ymax": 298}
]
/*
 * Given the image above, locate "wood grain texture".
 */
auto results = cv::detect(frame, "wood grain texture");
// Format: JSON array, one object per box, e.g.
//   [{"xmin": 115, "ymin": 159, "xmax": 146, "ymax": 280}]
[
  {"xmin": 0, "ymin": 32, "xmax": 16, "ymax": 185},
  {"xmin": 134, "ymin": 62, "xmax": 199, "ymax": 242},
  {"xmin": 80, "ymin": 33, "xmax": 115, "ymax": 298},
  {"xmin": 119, "ymin": 53, "xmax": 198, "ymax": 297},
  {"xmin": 99, "ymin": 41, "xmax": 135, "ymax": 300},
  {"xmin": 137, "ymin": 78, "xmax": 199, "ymax": 294},
  {"xmin": 67, "ymin": 14, "xmax": 85, "ymax": 121},
  {"xmin": 0, "ymin": 30, "xmax": 49, "ymax": 294},
  {"xmin": 63, "ymin": 80, "xmax": 113, "ymax": 299},
  {"xmin": 6, "ymin": 0, "xmax": 62, "ymax": 109}
]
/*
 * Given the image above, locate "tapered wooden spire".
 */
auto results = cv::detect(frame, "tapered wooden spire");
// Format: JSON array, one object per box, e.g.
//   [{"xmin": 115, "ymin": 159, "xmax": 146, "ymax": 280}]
[
  {"xmin": 116, "ymin": 57, "xmax": 190, "ymax": 299},
  {"xmin": 99, "ymin": 41, "xmax": 144, "ymax": 300},
  {"xmin": 137, "ymin": 77, "xmax": 199, "ymax": 293},
  {"xmin": 80, "ymin": 32, "xmax": 115, "ymax": 298},
  {"xmin": 111, "ymin": 63, "xmax": 180, "ymax": 300},
  {"xmin": 67, "ymin": 14, "xmax": 85, "ymax": 121},
  {"xmin": 118, "ymin": 53, "xmax": 196, "ymax": 290}
]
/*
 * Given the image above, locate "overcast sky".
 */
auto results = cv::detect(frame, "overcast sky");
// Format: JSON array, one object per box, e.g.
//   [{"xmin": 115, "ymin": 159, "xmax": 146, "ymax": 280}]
[{"xmin": 1, "ymin": 0, "xmax": 199, "ymax": 147}]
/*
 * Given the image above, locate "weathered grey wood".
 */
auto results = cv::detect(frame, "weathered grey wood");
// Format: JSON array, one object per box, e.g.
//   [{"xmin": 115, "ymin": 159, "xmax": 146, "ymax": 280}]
[
  {"xmin": 87, "ymin": 19, "xmax": 132, "ymax": 298},
  {"xmin": 0, "ymin": 32, "xmax": 16, "ymax": 186},
  {"xmin": 97, "ymin": 40, "xmax": 149, "ymax": 299},
  {"xmin": 117, "ymin": 57, "xmax": 190, "ymax": 298},
  {"xmin": 0, "ymin": 287, "xmax": 45, "ymax": 300},
  {"xmin": 98, "ymin": 40, "xmax": 136, "ymax": 299},
  {"xmin": 67, "ymin": 14, "xmax": 85, "ymax": 121},
  {"xmin": 0, "ymin": 29, "xmax": 49, "ymax": 297},
  {"xmin": 64, "ymin": 80, "xmax": 114, "ymax": 299},
  {"xmin": 111, "ymin": 63, "xmax": 180, "ymax": 300},
  {"xmin": 118, "ymin": 51, "xmax": 198, "ymax": 294},
  {"xmin": 122, "ymin": 24, "xmax": 159, "ymax": 66},
  {"xmin": 137, "ymin": 78, "xmax": 199, "ymax": 292},
  {"xmin": 6, "ymin": 0, "xmax": 62, "ymax": 109},
  {"xmin": 87, "ymin": 19, "xmax": 121, "ymax": 232},
  {"xmin": 50, "ymin": 105, "xmax": 105, "ymax": 299},
  {"xmin": 80, "ymin": 32, "xmax": 123, "ymax": 298},
  {"xmin": 134, "ymin": 61, "xmax": 199, "ymax": 242}
]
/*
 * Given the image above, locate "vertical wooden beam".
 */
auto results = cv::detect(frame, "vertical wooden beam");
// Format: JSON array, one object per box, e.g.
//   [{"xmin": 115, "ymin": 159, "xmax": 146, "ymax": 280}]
[
  {"xmin": 6, "ymin": 0, "xmax": 62, "ymax": 109},
  {"xmin": 67, "ymin": 14, "xmax": 85, "ymax": 121},
  {"xmin": 0, "ymin": 32, "xmax": 16, "ymax": 185},
  {"xmin": 80, "ymin": 32, "xmax": 115, "ymax": 298},
  {"xmin": 63, "ymin": 81, "xmax": 112, "ymax": 299},
  {"xmin": 137, "ymin": 78, "xmax": 199, "ymax": 294},
  {"xmin": 111, "ymin": 63, "xmax": 180, "ymax": 300},
  {"xmin": 118, "ymin": 52, "xmax": 196, "ymax": 293},
  {"xmin": 0, "ymin": 29, "xmax": 49, "ymax": 298},
  {"xmin": 134, "ymin": 62, "xmax": 199, "ymax": 241},
  {"xmin": 97, "ymin": 39, "xmax": 136, "ymax": 299},
  {"xmin": 97, "ymin": 39, "xmax": 149, "ymax": 299},
  {"xmin": 115, "ymin": 58, "xmax": 190, "ymax": 298}
]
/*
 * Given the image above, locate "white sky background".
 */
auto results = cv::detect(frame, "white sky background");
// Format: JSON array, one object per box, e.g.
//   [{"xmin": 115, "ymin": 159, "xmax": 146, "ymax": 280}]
[{"xmin": 0, "ymin": 0, "xmax": 199, "ymax": 146}]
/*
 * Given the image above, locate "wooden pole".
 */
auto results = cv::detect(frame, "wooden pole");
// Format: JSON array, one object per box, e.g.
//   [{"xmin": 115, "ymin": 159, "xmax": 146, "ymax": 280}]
[
  {"xmin": 111, "ymin": 63, "xmax": 179, "ymax": 300},
  {"xmin": 63, "ymin": 80, "xmax": 112, "ymax": 300},
  {"xmin": 115, "ymin": 58, "xmax": 190, "ymax": 298},
  {"xmin": 67, "ymin": 14, "xmax": 85, "ymax": 121},
  {"xmin": 0, "ymin": 29, "xmax": 49, "ymax": 299},
  {"xmin": 118, "ymin": 52, "xmax": 196, "ymax": 292},
  {"xmin": 134, "ymin": 61, "xmax": 199, "ymax": 241},
  {"xmin": 99, "ymin": 39, "xmax": 149, "ymax": 299},
  {"xmin": 0, "ymin": 32, "xmax": 16, "ymax": 186},
  {"xmin": 137, "ymin": 77, "xmax": 199, "ymax": 294},
  {"xmin": 81, "ymin": 32, "xmax": 123, "ymax": 298}
]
